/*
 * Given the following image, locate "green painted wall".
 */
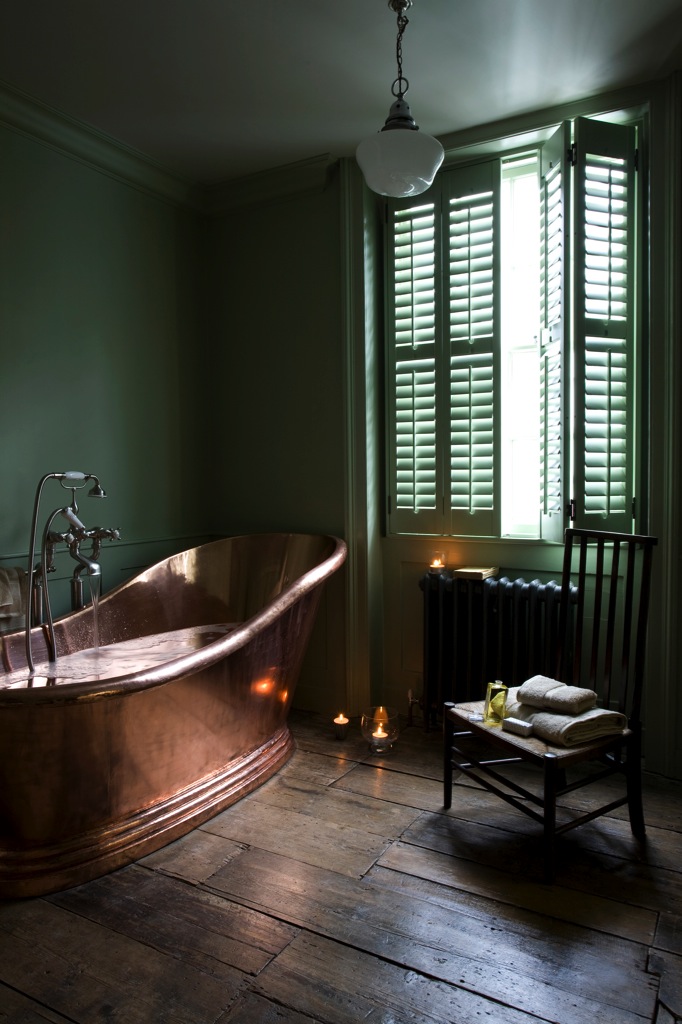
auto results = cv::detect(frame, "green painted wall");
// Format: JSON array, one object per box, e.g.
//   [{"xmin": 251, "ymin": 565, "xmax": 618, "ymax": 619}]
[
  {"xmin": 0, "ymin": 123, "xmax": 208, "ymax": 606},
  {"xmin": 203, "ymin": 173, "xmax": 348, "ymax": 712},
  {"xmin": 204, "ymin": 178, "xmax": 345, "ymax": 539}
]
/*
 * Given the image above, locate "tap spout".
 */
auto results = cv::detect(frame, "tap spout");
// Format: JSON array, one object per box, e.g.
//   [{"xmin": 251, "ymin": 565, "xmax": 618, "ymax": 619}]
[{"xmin": 70, "ymin": 547, "xmax": 102, "ymax": 577}]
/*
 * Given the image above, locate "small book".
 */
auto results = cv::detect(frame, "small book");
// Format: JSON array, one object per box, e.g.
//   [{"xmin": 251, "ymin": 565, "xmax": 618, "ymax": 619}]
[{"xmin": 452, "ymin": 566, "xmax": 499, "ymax": 580}]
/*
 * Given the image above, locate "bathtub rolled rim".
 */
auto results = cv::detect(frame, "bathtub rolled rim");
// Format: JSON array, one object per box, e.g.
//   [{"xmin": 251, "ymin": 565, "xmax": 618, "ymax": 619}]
[{"xmin": 0, "ymin": 532, "xmax": 347, "ymax": 706}]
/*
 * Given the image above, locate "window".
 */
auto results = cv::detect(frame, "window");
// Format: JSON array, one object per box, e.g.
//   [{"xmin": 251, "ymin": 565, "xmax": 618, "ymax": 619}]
[{"xmin": 386, "ymin": 115, "xmax": 642, "ymax": 540}]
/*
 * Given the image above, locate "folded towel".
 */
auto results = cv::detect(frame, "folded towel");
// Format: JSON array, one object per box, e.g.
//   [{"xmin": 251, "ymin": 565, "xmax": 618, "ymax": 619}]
[
  {"xmin": 0, "ymin": 567, "xmax": 26, "ymax": 617},
  {"xmin": 517, "ymin": 674, "xmax": 597, "ymax": 715},
  {"xmin": 506, "ymin": 695, "xmax": 626, "ymax": 747}
]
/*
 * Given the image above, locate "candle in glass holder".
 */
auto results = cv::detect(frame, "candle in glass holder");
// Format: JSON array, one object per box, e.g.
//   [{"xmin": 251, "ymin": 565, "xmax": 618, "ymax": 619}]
[
  {"xmin": 361, "ymin": 706, "xmax": 399, "ymax": 754},
  {"xmin": 429, "ymin": 555, "xmax": 446, "ymax": 574},
  {"xmin": 333, "ymin": 713, "xmax": 349, "ymax": 740}
]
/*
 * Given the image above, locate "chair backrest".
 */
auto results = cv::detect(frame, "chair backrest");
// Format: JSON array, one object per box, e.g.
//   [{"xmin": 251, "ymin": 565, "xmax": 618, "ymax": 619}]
[{"xmin": 555, "ymin": 528, "xmax": 657, "ymax": 724}]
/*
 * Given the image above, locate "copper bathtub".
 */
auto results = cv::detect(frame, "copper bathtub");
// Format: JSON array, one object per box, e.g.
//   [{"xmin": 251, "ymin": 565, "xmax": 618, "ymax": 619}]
[{"xmin": 0, "ymin": 533, "xmax": 346, "ymax": 898}]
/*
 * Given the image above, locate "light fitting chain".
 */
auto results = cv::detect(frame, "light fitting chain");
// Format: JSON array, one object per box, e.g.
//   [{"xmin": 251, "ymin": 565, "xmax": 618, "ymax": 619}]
[{"xmin": 390, "ymin": 0, "xmax": 412, "ymax": 99}]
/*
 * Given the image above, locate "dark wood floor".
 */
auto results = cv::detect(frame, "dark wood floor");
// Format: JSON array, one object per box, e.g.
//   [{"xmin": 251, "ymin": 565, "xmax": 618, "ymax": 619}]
[{"xmin": 1, "ymin": 708, "xmax": 681, "ymax": 1023}]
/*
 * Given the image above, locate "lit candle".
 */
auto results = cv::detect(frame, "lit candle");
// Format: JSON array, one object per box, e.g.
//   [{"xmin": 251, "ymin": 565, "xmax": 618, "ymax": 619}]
[
  {"xmin": 333, "ymin": 713, "xmax": 349, "ymax": 740},
  {"xmin": 429, "ymin": 557, "xmax": 445, "ymax": 574},
  {"xmin": 372, "ymin": 723, "xmax": 388, "ymax": 739}
]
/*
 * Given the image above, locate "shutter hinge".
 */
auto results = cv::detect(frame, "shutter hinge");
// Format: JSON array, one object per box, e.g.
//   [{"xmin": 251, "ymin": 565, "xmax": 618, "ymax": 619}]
[
  {"xmin": 567, "ymin": 498, "xmax": 576, "ymax": 521},
  {"xmin": 568, "ymin": 143, "xmax": 577, "ymax": 167},
  {"xmin": 632, "ymin": 496, "xmax": 636, "ymax": 519},
  {"xmin": 634, "ymin": 148, "xmax": 639, "ymax": 171}
]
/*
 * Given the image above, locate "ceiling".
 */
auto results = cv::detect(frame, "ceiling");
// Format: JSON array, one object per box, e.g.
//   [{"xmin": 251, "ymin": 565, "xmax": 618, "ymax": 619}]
[{"xmin": 1, "ymin": 0, "xmax": 681, "ymax": 186}]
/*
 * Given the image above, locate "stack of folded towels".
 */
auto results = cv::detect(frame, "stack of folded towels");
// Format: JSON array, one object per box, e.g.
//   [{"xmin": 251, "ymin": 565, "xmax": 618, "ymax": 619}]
[{"xmin": 504, "ymin": 675, "xmax": 627, "ymax": 747}]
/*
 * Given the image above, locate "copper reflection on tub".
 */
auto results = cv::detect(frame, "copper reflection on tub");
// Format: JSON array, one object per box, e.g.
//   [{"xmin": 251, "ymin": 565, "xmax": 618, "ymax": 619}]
[{"xmin": 0, "ymin": 532, "xmax": 346, "ymax": 898}]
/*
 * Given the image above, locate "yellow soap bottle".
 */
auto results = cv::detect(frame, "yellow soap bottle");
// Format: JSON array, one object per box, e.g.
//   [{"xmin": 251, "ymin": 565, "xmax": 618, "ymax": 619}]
[{"xmin": 484, "ymin": 680, "xmax": 507, "ymax": 725}]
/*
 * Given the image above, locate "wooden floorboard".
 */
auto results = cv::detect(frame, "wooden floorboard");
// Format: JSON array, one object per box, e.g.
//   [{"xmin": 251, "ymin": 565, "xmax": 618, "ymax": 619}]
[{"xmin": 0, "ymin": 709, "xmax": 680, "ymax": 1023}]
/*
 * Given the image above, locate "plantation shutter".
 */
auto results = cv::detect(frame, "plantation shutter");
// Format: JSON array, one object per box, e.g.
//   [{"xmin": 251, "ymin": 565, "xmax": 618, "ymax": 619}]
[
  {"xmin": 572, "ymin": 117, "xmax": 637, "ymax": 531},
  {"xmin": 443, "ymin": 160, "xmax": 500, "ymax": 537},
  {"xmin": 387, "ymin": 194, "xmax": 443, "ymax": 534},
  {"xmin": 539, "ymin": 123, "xmax": 571, "ymax": 543}
]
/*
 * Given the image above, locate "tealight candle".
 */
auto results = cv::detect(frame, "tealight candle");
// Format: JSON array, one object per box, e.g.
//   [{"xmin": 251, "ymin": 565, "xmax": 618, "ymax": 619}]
[
  {"xmin": 333, "ymin": 713, "xmax": 349, "ymax": 740},
  {"xmin": 429, "ymin": 557, "xmax": 445, "ymax": 574}
]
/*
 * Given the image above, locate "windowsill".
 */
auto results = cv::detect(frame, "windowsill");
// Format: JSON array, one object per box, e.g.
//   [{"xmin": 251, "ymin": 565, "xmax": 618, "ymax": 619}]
[{"xmin": 382, "ymin": 533, "xmax": 566, "ymax": 577}]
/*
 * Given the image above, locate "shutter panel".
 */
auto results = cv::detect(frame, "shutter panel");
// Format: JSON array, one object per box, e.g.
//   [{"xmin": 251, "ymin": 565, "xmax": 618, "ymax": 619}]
[
  {"xmin": 444, "ymin": 161, "xmax": 500, "ymax": 537},
  {"xmin": 539, "ymin": 123, "xmax": 571, "ymax": 542},
  {"xmin": 573, "ymin": 117, "xmax": 637, "ymax": 531},
  {"xmin": 387, "ymin": 195, "xmax": 443, "ymax": 534}
]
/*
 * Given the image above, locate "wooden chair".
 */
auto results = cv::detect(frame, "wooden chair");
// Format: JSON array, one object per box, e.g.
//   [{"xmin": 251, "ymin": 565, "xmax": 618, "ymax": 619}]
[{"xmin": 443, "ymin": 528, "xmax": 658, "ymax": 881}]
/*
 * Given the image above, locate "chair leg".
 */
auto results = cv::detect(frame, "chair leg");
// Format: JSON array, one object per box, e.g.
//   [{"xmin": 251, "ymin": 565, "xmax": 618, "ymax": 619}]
[
  {"xmin": 543, "ymin": 753, "xmax": 560, "ymax": 883},
  {"xmin": 443, "ymin": 703, "xmax": 454, "ymax": 809},
  {"xmin": 626, "ymin": 728, "xmax": 646, "ymax": 839}
]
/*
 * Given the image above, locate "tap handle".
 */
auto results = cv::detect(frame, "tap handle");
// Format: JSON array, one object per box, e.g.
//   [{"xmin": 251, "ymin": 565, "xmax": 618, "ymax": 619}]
[
  {"xmin": 88, "ymin": 526, "xmax": 121, "ymax": 541},
  {"xmin": 47, "ymin": 529, "xmax": 75, "ymax": 545},
  {"xmin": 60, "ymin": 507, "xmax": 87, "ymax": 533}
]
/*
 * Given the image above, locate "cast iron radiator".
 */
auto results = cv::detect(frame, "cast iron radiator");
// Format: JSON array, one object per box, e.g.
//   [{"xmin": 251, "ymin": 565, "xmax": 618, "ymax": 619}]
[{"xmin": 419, "ymin": 573, "xmax": 578, "ymax": 728}]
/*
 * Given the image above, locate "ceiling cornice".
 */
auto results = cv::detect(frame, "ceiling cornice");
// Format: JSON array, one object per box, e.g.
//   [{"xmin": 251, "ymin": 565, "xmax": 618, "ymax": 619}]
[
  {"xmin": 0, "ymin": 81, "xmax": 337, "ymax": 213},
  {"xmin": 0, "ymin": 80, "xmax": 203, "ymax": 210}
]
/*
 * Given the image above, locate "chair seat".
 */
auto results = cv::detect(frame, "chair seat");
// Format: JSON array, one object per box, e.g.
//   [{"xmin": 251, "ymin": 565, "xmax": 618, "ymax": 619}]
[{"xmin": 448, "ymin": 700, "xmax": 631, "ymax": 768}]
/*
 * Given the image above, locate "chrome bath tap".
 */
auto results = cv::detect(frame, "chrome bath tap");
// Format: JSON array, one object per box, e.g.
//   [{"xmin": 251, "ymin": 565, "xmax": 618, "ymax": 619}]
[{"xmin": 25, "ymin": 472, "xmax": 120, "ymax": 672}]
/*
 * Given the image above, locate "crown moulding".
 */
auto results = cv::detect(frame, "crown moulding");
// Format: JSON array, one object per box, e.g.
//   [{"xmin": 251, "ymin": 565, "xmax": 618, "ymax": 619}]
[{"xmin": 0, "ymin": 80, "xmax": 334, "ymax": 213}]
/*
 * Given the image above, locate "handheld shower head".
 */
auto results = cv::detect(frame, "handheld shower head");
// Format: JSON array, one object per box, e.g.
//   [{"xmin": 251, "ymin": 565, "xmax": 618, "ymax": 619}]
[
  {"xmin": 87, "ymin": 480, "xmax": 106, "ymax": 498},
  {"xmin": 56, "ymin": 472, "xmax": 107, "ymax": 498}
]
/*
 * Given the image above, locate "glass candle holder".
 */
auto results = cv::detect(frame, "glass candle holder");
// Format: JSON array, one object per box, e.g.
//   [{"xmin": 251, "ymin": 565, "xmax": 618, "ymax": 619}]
[{"xmin": 360, "ymin": 706, "xmax": 400, "ymax": 754}]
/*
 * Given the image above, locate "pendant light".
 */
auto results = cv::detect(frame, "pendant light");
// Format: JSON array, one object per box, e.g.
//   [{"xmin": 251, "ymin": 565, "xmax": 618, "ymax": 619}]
[{"xmin": 356, "ymin": 0, "xmax": 444, "ymax": 198}]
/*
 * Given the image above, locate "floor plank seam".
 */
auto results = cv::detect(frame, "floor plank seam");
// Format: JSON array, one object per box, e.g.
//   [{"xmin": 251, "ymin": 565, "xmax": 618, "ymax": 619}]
[
  {"xmin": 260, "ymin": 920, "xmax": 559, "ymax": 1024},
  {"xmin": 0, "ymin": 978, "xmax": 82, "ymax": 1024},
  {"xmin": 656, "ymin": 1001, "xmax": 682, "ymax": 1024}
]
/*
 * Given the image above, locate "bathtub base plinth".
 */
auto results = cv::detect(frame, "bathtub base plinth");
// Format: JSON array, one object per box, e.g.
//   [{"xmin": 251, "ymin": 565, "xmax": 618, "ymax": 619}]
[{"xmin": 0, "ymin": 724, "xmax": 295, "ymax": 900}]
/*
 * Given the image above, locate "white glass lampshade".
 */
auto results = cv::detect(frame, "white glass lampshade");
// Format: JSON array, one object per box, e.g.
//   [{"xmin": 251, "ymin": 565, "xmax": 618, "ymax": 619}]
[{"xmin": 356, "ymin": 123, "xmax": 444, "ymax": 198}]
